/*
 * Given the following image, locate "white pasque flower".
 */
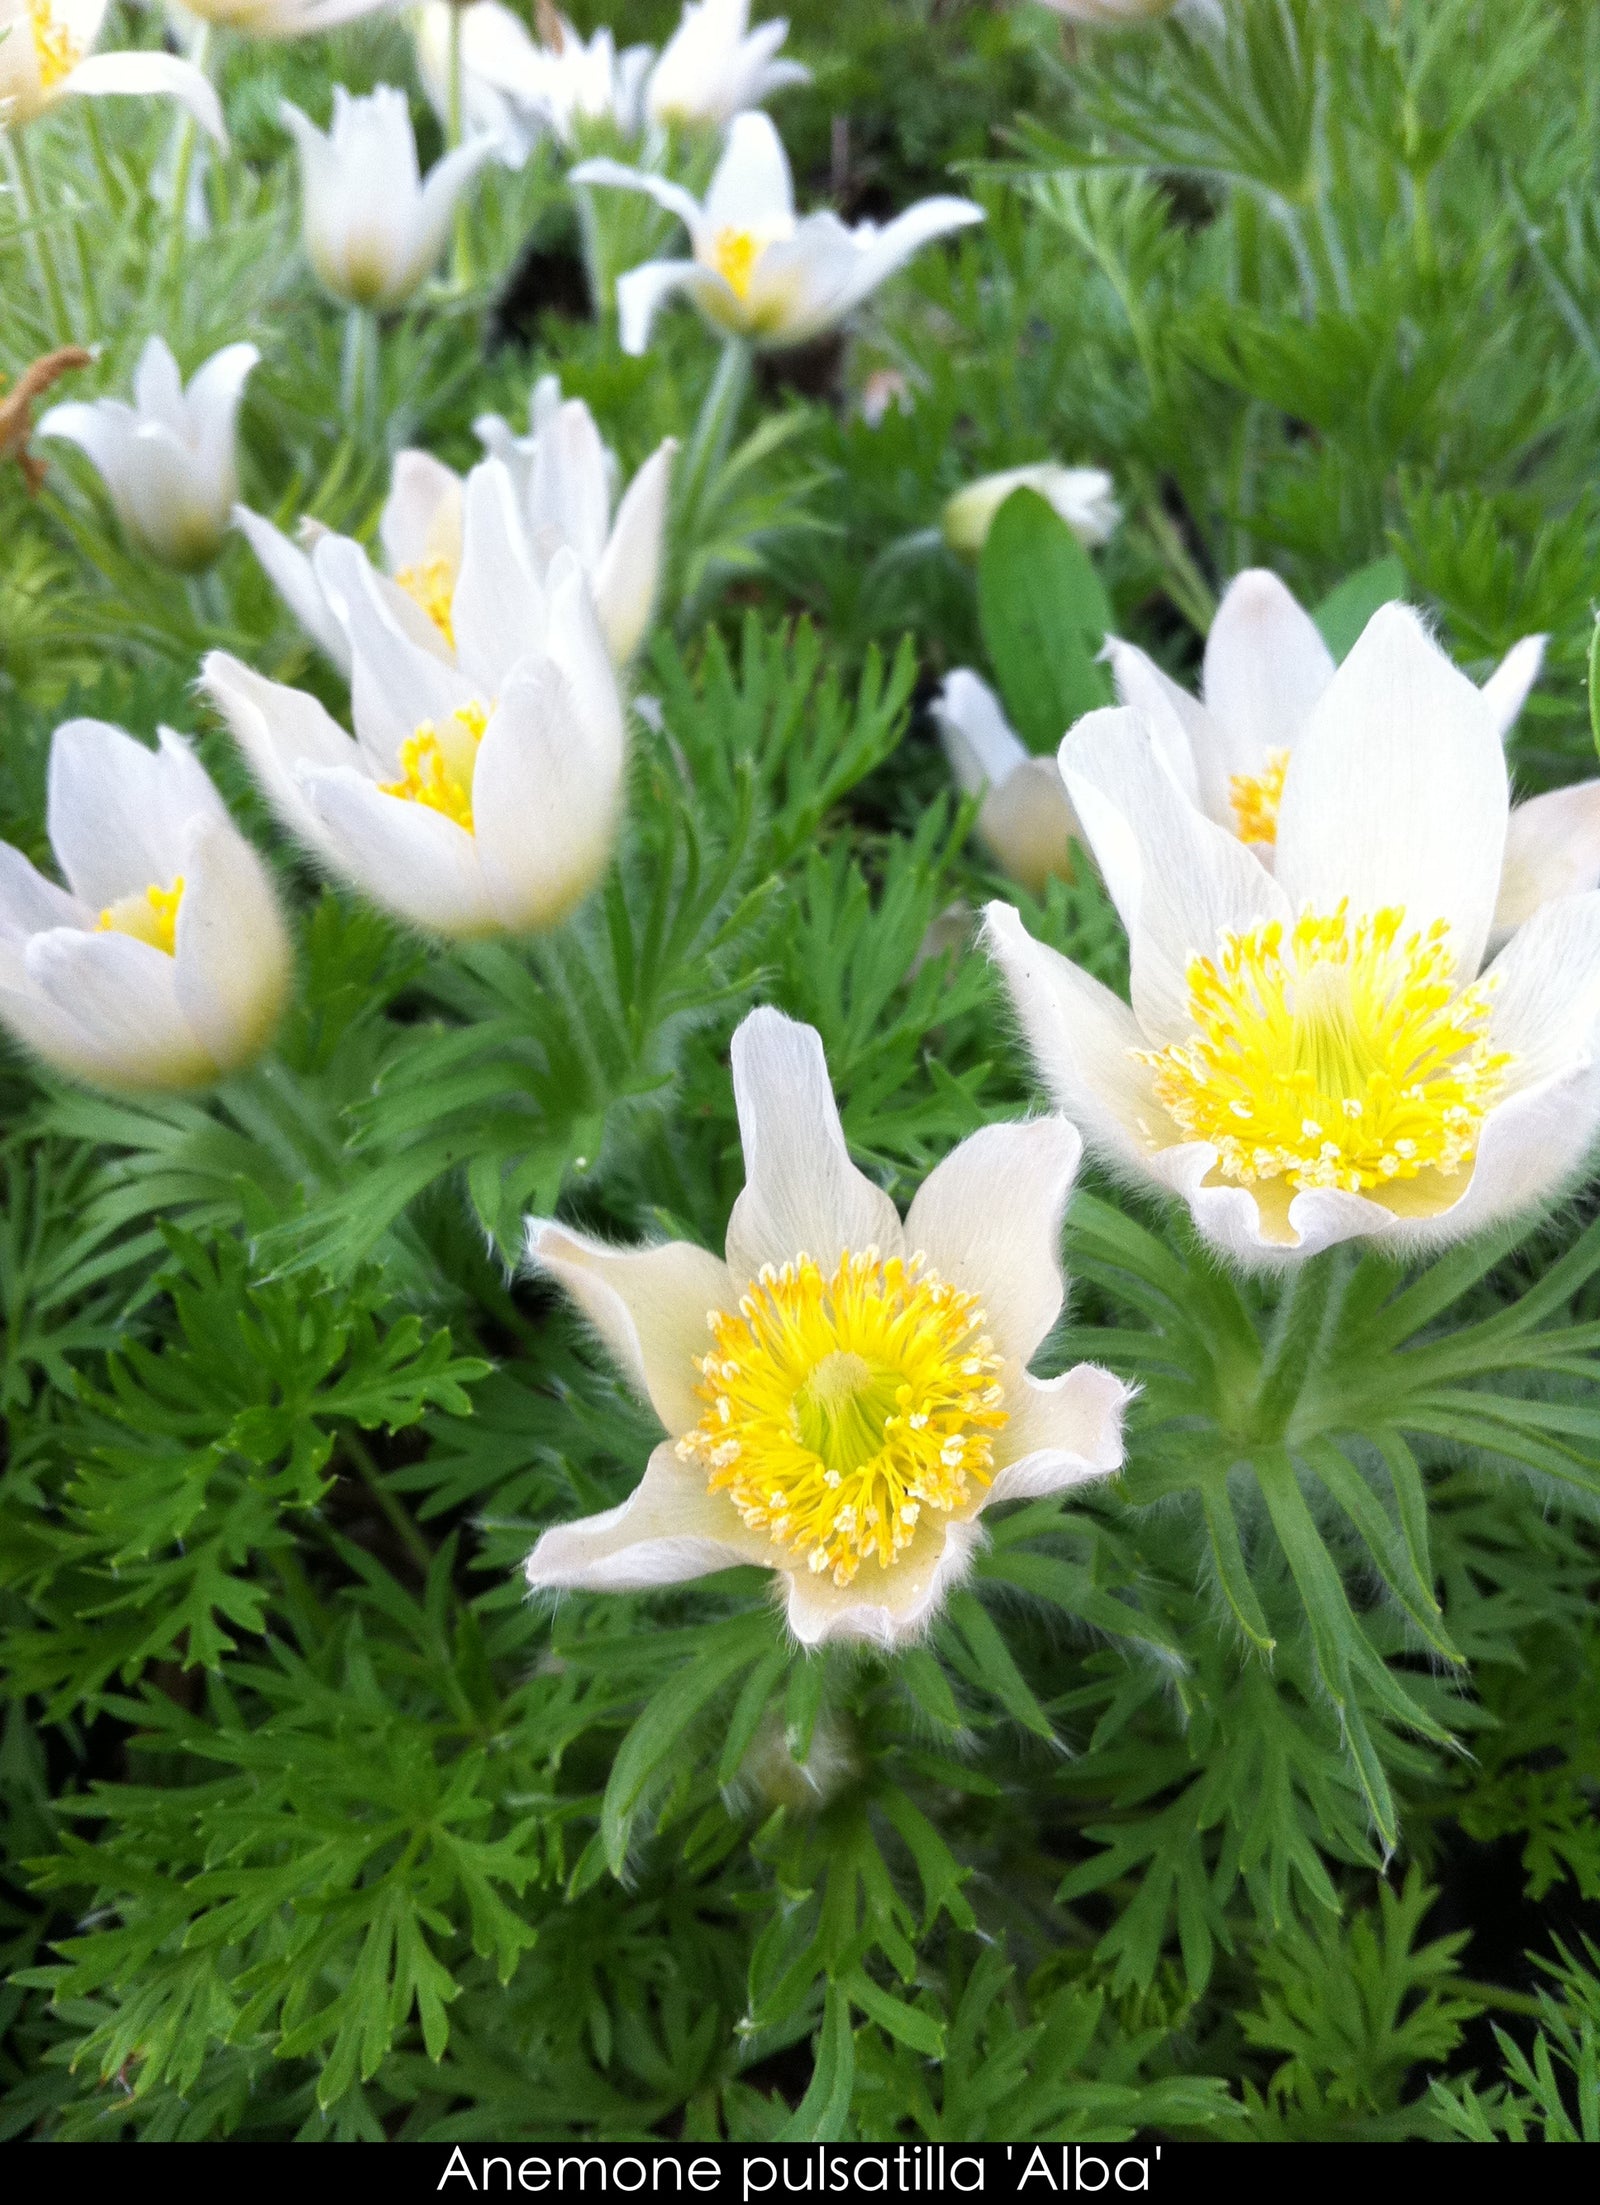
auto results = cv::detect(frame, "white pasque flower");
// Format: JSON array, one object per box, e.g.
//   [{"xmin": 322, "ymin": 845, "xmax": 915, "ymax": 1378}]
[
  {"xmin": 38, "ymin": 335, "xmax": 257, "ymax": 571},
  {"xmin": 943, "ymin": 464, "xmax": 1120, "ymax": 558},
  {"xmin": 280, "ymin": 85, "xmax": 497, "ymax": 312},
  {"xmin": 933, "ymin": 671, "xmax": 1077, "ymax": 895},
  {"xmin": 234, "ymin": 383, "xmax": 674, "ymax": 674},
  {"xmin": 1103, "ymin": 571, "xmax": 1564, "ymax": 942},
  {"xmin": 1, "ymin": 0, "xmax": 223, "ymax": 139},
  {"xmin": 985, "ymin": 606, "xmax": 1600, "ymax": 1265},
  {"xmin": 0, "ymin": 720, "xmax": 290, "ymax": 1093},
  {"xmin": 573, "ymin": 110, "xmax": 984, "ymax": 356},
  {"xmin": 645, "ymin": 0, "xmax": 808, "ymax": 132},
  {"xmin": 413, "ymin": 1, "xmax": 650, "ymax": 159},
  {"xmin": 203, "ymin": 459, "xmax": 626, "ymax": 938},
  {"xmin": 524, "ymin": 1007, "xmax": 1128, "ymax": 1649}
]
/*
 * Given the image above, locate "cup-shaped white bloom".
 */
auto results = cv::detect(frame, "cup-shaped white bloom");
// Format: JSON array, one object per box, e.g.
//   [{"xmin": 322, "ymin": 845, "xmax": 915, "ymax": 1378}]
[
  {"xmin": 933, "ymin": 671, "xmax": 1077, "ymax": 894},
  {"xmin": 646, "ymin": 0, "xmax": 808, "ymax": 131},
  {"xmin": 986, "ymin": 607, "xmax": 1600, "ymax": 1265},
  {"xmin": 0, "ymin": 0, "xmax": 224, "ymax": 137},
  {"xmin": 523, "ymin": 8, "xmax": 653, "ymax": 145},
  {"xmin": 237, "ymin": 391, "xmax": 673, "ymax": 672},
  {"xmin": 1104, "ymin": 570, "xmax": 1556, "ymax": 937},
  {"xmin": 38, "ymin": 336, "xmax": 257, "ymax": 571},
  {"xmin": 281, "ymin": 86, "xmax": 497, "ymax": 312},
  {"xmin": 203, "ymin": 466, "xmax": 626, "ymax": 938},
  {"xmin": 943, "ymin": 464, "xmax": 1120, "ymax": 557},
  {"xmin": 573, "ymin": 110, "xmax": 984, "ymax": 356},
  {"xmin": 524, "ymin": 1007, "xmax": 1128, "ymax": 1649},
  {"xmin": 0, "ymin": 721, "xmax": 291, "ymax": 1093}
]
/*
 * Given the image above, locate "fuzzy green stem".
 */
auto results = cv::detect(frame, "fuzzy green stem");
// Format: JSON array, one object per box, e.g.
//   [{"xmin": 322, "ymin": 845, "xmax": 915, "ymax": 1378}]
[
  {"xmin": 447, "ymin": 4, "xmax": 474, "ymax": 287},
  {"xmin": 1250, "ymin": 1249, "xmax": 1340, "ymax": 1442},
  {"xmin": 677, "ymin": 338, "xmax": 752, "ymax": 534},
  {"xmin": 8, "ymin": 130, "xmax": 72, "ymax": 345},
  {"xmin": 162, "ymin": 24, "xmax": 212, "ymax": 298},
  {"xmin": 340, "ymin": 303, "xmax": 378, "ymax": 437}
]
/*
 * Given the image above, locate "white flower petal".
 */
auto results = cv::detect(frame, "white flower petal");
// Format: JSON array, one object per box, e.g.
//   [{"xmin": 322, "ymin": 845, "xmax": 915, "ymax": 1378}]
[
  {"xmin": 1482, "ymin": 890, "xmax": 1600, "ymax": 1091},
  {"xmin": 296, "ymin": 767, "xmax": 498, "ymax": 937},
  {"xmin": 704, "ymin": 109, "xmax": 795, "ymax": 238},
  {"xmin": 171, "ymin": 819, "xmax": 291, "ymax": 1075},
  {"xmin": 1481, "ymin": 634, "xmax": 1546, "ymax": 743},
  {"xmin": 525, "ymin": 1439, "xmax": 768, "ymax": 1593},
  {"xmin": 1101, "ymin": 639, "xmax": 1206, "ymax": 810},
  {"xmin": 977, "ymin": 759, "xmax": 1080, "ymax": 895},
  {"xmin": 528, "ymin": 1222, "xmax": 734, "ymax": 1435},
  {"xmin": 904, "ymin": 1117, "xmax": 1082, "ymax": 1366},
  {"xmin": 200, "ymin": 650, "xmax": 360, "ymax": 845},
  {"xmin": 985, "ymin": 1364, "xmax": 1130, "ymax": 1504},
  {"xmin": 380, "ymin": 450, "xmax": 463, "ymax": 573},
  {"xmin": 23, "ymin": 927, "xmax": 214, "ymax": 1090},
  {"xmin": 827, "ymin": 195, "xmax": 985, "ymax": 323},
  {"xmin": 569, "ymin": 156, "xmax": 705, "ymax": 242},
  {"xmin": 1274, "ymin": 604, "xmax": 1507, "ymax": 981},
  {"xmin": 723, "ymin": 1008, "xmax": 904, "ymax": 1287},
  {"xmin": 592, "ymin": 438, "xmax": 676, "ymax": 664},
  {"xmin": 184, "ymin": 343, "xmax": 258, "ymax": 490},
  {"xmin": 0, "ymin": 845, "xmax": 86, "ymax": 942},
  {"xmin": 452, "ymin": 460, "xmax": 549, "ymax": 695},
  {"xmin": 68, "ymin": 50, "xmax": 227, "ymax": 145},
  {"xmin": 543, "ymin": 553, "xmax": 625, "ymax": 776},
  {"xmin": 982, "ymin": 901, "xmax": 1164, "ymax": 1172},
  {"xmin": 470, "ymin": 661, "xmax": 623, "ymax": 930},
  {"xmin": 316, "ymin": 537, "xmax": 480, "ymax": 774},
  {"xmin": 1059, "ymin": 709, "xmax": 1289, "ymax": 1042},
  {"xmin": 614, "ymin": 259, "xmax": 716, "ymax": 354},
  {"xmin": 933, "ymin": 669, "xmax": 1028, "ymax": 796},
  {"xmin": 47, "ymin": 721, "xmax": 223, "ymax": 907},
  {"xmin": 526, "ymin": 401, "xmax": 611, "ymax": 574},
  {"xmin": 1495, "ymin": 780, "xmax": 1600, "ymax": 936},
  {"xmin": 781, "ymin": 1519, "xmax": 986, "ymax": 1651},
  {"xmin": 1201, "ymin": 568, "xmax": 1334, "ymax": 775},
  {"xmin": 232, "ymin": 505, "xmax": 354, "ymax": 675}
]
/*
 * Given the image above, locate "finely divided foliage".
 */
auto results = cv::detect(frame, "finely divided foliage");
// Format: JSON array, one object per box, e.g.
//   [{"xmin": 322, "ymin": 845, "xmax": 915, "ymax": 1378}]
[{"xmin": 1, "ymin": 0, "xmax": 1599, "ymax": 2148}]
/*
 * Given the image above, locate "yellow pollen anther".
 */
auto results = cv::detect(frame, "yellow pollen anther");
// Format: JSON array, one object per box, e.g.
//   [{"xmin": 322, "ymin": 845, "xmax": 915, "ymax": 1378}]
[
  {"xmin": 394, "ymin": 556, "xmax": 458, "ymax": 649},
  {"xmin": 1137, "ymin": 902, "xmax": 1514, "ymax": 1198},
  {"xmin": 710, "ymin": 226, "xmax": 762, "ymax": 300},
  {"xmin": 379, "ymin": 701, "xmax": 490, "ymax": 832},
  {"xmin": 97, "ymin": 876, "xmax": 186, "ymax": 957},
  {"xmin": 677, "ymin": 1249, "xmax": 1008, "ymax": 1587},
  {"xmin": 30, "ymin": 0, "xmax": 83, "ymax": 91},
  {"xmin": 1229, "ymin": 748, "xmax": 1291, "ymax": 847}
]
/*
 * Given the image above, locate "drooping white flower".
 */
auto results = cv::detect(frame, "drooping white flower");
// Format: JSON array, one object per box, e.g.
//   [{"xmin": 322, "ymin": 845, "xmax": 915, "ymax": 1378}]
[
  {"xmin": 38, "ymin": 336, "xmax": 257, "ymax": 571},
  {"xmin": 645, "ymin": 0, "xmax": 808, "ymax": 132},
  {"xmin": 943, "ymin": 464, "xmax": 1120, "ymax": 558},
  {"xmin": 280, "ymin": 85, "xmax": 498, "ymax": 312},
  {"xmin": 0, "ymin": 720, "xmax": 291, "ymax": 1093},
  {"xmin": 204, "ymin": 461, "xmax": 626, "ymax": 938},
  {"xmin": 0, "ymin": 0, "xmax": 224, "ymax": 140},
  {"xmin": 235, "ymin": 387, "xmax": 674, "ymax": 673},
  {"xmin": 572, "ymin": 110, "xmax": 984, "ymax": 356},
  {"xmin": 933, "ymin": 671, "xmax": 1077, "ymax": 894},
  {"xmin": 1104, "ymin": 570, "xmax": 1557, "ymax": 938},
  {"xmin": 524, "ymin": 1007, "xmax": 1128, "ymax": 1649},
  {"xmin": 986, "ymin": 606, "xmax": 1600, "ymax": 1264}
]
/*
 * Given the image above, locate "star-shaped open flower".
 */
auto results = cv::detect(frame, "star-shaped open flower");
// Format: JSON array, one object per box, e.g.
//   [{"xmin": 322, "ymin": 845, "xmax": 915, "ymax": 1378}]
[
  {"xmin": 524, "ymin": 1008, "xmax": 1129, "ymax": 1648},
  {"xmin": 986, "ymin": 605, "xmax": 1600, "ymax": 1264}
]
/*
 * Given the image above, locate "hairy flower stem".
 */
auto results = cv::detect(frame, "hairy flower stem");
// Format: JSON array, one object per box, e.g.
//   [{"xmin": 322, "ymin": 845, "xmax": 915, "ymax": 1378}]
[
  {"xmin": 1250, "ymin": 1249, "xmax": 1341, "ymax": 1441},
  {"xmin": 340, "ymin": 305, "xmax": 378, "ymax": 438},
  {"xmin": 161, "ymin": 25, "xmax": 213, "ymax": 298},
  {"xmin": 7, "ymin": 132, "xmax": 73, "ymax": 346},
  {"xmin": 671, "ymin": 337, "xmax": 752, "ymax": 619},
  {"xmin": 448, "ymin": 4, "xmax": 474, "ymax": 287}
]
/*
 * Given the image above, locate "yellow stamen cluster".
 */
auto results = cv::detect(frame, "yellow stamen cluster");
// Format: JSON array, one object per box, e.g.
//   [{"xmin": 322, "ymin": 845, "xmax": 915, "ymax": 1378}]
[
  {"xmin": 677, "ymin": 1248, "xmax": 1007, "ymax": 1588},
  {"xmin": 30, "ymin": 0, "xmax": 83, "ymax": 91},
  {"xmin": 97, "ymin": 877, "xmax": 186, "ymax": 957},
  {"xmin": 710, "ymin": 227, "xmax": 762, "ymax": 301},
  {"xmin": 1138, "ymin": 904, "xmax": 1513, "ymax": 1197},
  {"xmin": 394, "ymin": 557, "xmax": 458, "ymax": 649},
  {"xmin": 379, "ymin": 702, "xmax": 490, "ymax": 832},
  {"xmin": 1229, "ymin": 747, "xmax": 1291, "ymax": 847}
]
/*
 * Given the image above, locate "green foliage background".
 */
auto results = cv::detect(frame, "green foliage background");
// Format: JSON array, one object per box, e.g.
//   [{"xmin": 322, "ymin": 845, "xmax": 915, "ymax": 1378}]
[{"xmin": 2, "ymin": 0, "xmax": 1599, "ymax": 2142}]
